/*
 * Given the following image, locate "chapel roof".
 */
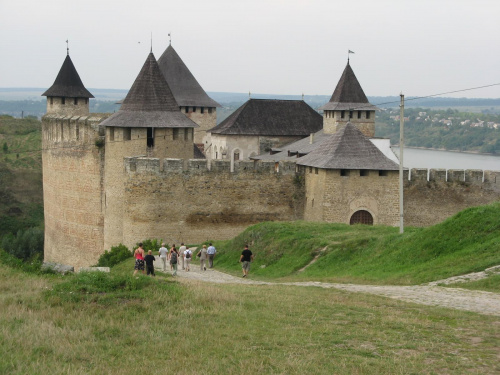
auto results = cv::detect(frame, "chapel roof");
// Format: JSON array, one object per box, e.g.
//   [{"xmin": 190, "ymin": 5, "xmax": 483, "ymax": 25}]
[
  {"xmin": 296, "ymin": 122, "xmax": 400, "ymax": 170},
  {"xmin": 157, "ymin": 44, "xmax": 221, "ymax": 108},
  {"xmin": 318, "ymin": 62, "xmax": 377, "ymax": 111},
  {"xmin": 101, "ymin": 52, "xmax": 198, "ymax": 128},
  {"xmin": 42, "ymin": 54, "xmax": 94, "ymax": 98},
  {"xmin": 208, "ymin": 99, "xmax": 322, "ymax": 136}
]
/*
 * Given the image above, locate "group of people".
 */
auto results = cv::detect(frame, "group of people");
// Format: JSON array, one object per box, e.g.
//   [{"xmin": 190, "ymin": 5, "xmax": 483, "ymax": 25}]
[{"xmin": 133, "ymin": 242, "xmax": 253, "ymax": 278}]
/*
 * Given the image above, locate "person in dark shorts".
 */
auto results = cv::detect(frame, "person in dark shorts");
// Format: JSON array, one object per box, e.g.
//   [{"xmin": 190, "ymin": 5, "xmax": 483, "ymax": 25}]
[
  {"xmin": 133, "ymin": 243, "xmax": 145, "ymax": 276},
  {"xmin": 144, "ymin": 250, "xmax": 156, "ymax": 277},
  {"xmin": 239, "ymin": 245, "xmax": 254, "ymax": 278},
  {"xmin": 170, "ymin": 246, "xmax": 179, "ymax": 276}
]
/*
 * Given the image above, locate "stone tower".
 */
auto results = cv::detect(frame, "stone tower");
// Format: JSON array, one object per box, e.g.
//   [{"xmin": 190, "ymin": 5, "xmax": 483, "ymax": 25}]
[
  {"xmin": 157, "ymin": 44, "xmax": 220, "ymax": 148},
  {"xmin": 100, "ymin": 52, "xmax": 198, "ymax": 250},
  {"xmin": 319, "ymin": 61, "xmax": 377, "ymax": 137},
  {"xmin": 41, "ymin": 53, "xmax": 109, "ymax": 269}
]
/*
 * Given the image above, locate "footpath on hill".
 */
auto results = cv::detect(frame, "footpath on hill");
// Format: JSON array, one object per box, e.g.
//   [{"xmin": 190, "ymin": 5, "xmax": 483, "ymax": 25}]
[{"xmin": 156, "ymin": 256, "xmax": 500, "ymax": 317}]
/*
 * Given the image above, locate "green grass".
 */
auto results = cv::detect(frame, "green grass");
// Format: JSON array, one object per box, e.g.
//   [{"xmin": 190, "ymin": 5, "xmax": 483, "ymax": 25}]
[
  {"xmin": 0, "ymin": 259, "xmax": 499, "ymax": 374},
  {"xmin": 211, "ymin": 202, "xmax": 500, "ymax": 285}
]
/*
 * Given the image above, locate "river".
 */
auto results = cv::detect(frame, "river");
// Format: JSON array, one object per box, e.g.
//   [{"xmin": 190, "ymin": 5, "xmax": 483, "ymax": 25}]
[{"xmin": 391, "ymin": 147, "xmax": 500, "ymax": 171}]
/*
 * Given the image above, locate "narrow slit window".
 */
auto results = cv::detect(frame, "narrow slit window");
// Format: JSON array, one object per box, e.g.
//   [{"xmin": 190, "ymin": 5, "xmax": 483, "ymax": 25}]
[
  {"xmin": 360, "ymin": 170, "xmax": 368, "ymax": 177},
  {"xmin": 357, "ymin": 111, "xmax": 361, "ymax": 119},
  {"xmin": 366, "ymin": 111, "xmax": 371, "ymax": 119},
  {"xmin": 173, "ymin": 128, "xmax": 179, "ymax": 140},
  {"xmin": 123, "ymin": 128, "xmax": 131, "ymax": 141},
  {"xmin": 340, "ymin": 169, "xmax": 350, "ymax": 177},
  {"xmin": 341, "ymin": 110, "xmax": 345, "ymax": 119}
]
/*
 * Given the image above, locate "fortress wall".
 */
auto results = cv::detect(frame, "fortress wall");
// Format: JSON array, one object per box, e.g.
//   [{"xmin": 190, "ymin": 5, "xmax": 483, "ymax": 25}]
[
  {"xmin": 42, "ymin": 114, "xmax": 109, "ymax": 269},
  {"xmin": 118, "ymin": 158, "xmax": 303, "ymax": 249},
  {"xmin": 404, "ymin": 168, "xmax": 500, "ymax": 227}
]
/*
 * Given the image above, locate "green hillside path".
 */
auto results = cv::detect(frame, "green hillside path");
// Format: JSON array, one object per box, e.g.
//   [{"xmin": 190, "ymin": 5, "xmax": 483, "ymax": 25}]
[{"xmin": 160, "ymin": 256, "xmax": 500, "ymax": 317}]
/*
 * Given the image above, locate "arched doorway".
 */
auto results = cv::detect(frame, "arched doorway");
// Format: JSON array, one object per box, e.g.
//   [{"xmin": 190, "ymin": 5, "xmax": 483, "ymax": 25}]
[{"xmin": 350, "ymin": 210, "xmax": 373, "ymax": 225}]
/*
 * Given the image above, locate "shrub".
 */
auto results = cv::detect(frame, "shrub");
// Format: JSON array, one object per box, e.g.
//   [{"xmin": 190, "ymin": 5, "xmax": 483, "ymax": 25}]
[
  {"xmin": 1, "ymin": 227, "xmax": 44, "ymax": 261},
  {"xmin": 137, "ymin": 239, "xmax": 163, "ymax": 253},
  {"xmin": 96, "ymin": 244, "xmax": 132, "ymax": 267}
]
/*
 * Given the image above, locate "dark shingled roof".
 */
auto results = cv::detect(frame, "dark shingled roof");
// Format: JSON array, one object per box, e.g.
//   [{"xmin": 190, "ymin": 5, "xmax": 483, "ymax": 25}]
[
  {"xmin": 208, "ymin": 99, "xmax": 322, "ymax": 136},
  {"xmin": 157, "ymin": 45, "xmax": 221, "ymax": 108},
  {"xmin": 193, "ymin": 144, "xmax": 206, "ymax": 159},
  {"xmin": 318, "ymin": 62, "xmax": 377, "ymax": 111},
  {"xmin": 42, "ymin": 55, "xmax": 94, "ymax": 98},
  {"xmin": 101, "ymin": 52, "xmax": 198, "ymax": 129},
  {"xmin": 297, "ymin": 123, "xmax": 400, "ymax": 170}
]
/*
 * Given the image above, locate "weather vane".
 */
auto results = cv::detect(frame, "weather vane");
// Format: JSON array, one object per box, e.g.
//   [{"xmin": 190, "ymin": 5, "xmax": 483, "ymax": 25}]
[
  {"xmin": 150, "ymin": 32, "xmax": 153, "ymax": 53},
  {"xmin": 348, "ymin": 49, "xmax": 355, "ymax": 63},
  {"xmin": 168, "ymin": 32, "xmax": 172, "ymax": 45},
  {"xmin": 66, "ymin": 39, "xmax": 69, "ymax": 55}
]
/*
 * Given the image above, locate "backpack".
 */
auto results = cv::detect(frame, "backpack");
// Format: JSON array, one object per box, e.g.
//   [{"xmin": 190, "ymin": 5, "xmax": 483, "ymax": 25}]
[
  {"xmin": 171, "ymin": 252, "xmax": 178, "ymax": 264},
  {"xmin": 185, "ymin": 251, "xmax": 191, "ymax": 259}
]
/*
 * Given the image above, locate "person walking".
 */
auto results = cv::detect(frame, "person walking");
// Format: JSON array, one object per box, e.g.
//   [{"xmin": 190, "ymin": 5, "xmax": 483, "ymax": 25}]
[
  {"xmin": 170, "ymin": 246, "xmax": 179, "ymax": 276},
  {"xmin": 169, "ymin": 244, "xmax": 176, "ymax": 271},
  {"xmin": 133, "ymin": 243, "xmax": 145, "ymax": 276},
  {"xmin": 179, "ymin": 243, "xmax": 187, "ymax": 270},
  {"xmin": 144, "ymin": 250, "xmax": 156, "ymax": 277},
  {"xmin": 158, "ymin": 243, "xmax": 168, "ymax": 272},
  {"xmin": 184, "ymin": 246, "xmax": 192, "ymax": 271},
  {"xmin": 198, "ymin": 245, "xmax": 208, "ymax": 271},
  {"xmin": 207, "ymin": 243, "xmax": 216, "ymax": 268},
  {"xmin": 239, "ymin": 244, "xmax": 254, "ymax": 278}
]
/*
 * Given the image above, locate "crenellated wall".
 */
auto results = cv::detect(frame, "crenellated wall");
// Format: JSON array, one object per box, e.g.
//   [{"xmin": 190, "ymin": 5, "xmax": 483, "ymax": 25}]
[
  {"xmin": 403, "ymin": 168, "xmax": 500, "ymax": 227},
  {"xmin": 117, "ymin": 158, "xmax": 303, "ymax": 249}
]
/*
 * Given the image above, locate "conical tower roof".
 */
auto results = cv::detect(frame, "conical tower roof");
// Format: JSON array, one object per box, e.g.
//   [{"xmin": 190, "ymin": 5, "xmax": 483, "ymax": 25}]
[
  {"xmin": 157, "ymin": 45, "xmax": 221, "ymax": 108},
  {"xmin": 319, "ymin": 62, "xmax": 376, "ymax": 111},
  {"xmin": 42, "ymin": 54, "xmax": 94, "ymax": 98},
  {"xmin": 297, "ymin": 122, "xmax": 399, "ymax": 170},
  {"xmin": 101, "ymin": 52, "xmax": 198, "ymax": 128}
]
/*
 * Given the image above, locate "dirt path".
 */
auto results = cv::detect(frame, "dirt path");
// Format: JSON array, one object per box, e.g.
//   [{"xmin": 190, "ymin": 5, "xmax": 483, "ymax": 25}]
[{"xmin": 157, "ymin": 257, "xmax": 500, "ymax": 317}]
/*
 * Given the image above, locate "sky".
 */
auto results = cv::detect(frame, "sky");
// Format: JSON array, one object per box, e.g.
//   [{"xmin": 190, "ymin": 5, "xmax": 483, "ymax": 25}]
[{"xmin": 1, "ymin": 0, "xmax": 499, "ymax": 99}]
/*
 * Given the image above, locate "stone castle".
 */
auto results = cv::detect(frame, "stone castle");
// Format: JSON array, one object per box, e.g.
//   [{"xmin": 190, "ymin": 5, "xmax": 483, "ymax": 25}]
[{"xmin": 41, "ymin": 45, "xmax": 500, "ymax": 269}]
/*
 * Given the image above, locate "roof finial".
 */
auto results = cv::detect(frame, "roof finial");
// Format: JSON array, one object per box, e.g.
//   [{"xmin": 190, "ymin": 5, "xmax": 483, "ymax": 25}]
[
  {"xmin": 249, "ymin": 91, "xmax": 251, "ymax": 99},
  {"xmin": 150, "ymin": 32, "xmax": 153, "ymax": 53},
  {"xmin": 66, "ymin": 39, "xmax": 69, "ymax": 55},
  {"xmin": 302, "ymin": 92, "xmax": 304, "ymax": 100},
  {"xmin": 348, "ymin": 49, "xmax": 354, "ymax": 64},
  {"xmin": 168, "ymin": 32, "xmax": 171, "ymax": 45}
]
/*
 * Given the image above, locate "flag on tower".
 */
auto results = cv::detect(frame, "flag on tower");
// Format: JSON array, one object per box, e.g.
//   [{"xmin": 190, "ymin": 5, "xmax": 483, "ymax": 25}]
[{"xmin": 348, "ymin": 50, "xmax": 355, "ymax": 54}]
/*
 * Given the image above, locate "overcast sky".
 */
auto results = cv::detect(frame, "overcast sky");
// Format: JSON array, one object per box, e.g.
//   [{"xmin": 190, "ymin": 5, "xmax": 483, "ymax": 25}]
[{"xmin": 1, "ymin": 0, "xmax": 499, "ymax": 98}]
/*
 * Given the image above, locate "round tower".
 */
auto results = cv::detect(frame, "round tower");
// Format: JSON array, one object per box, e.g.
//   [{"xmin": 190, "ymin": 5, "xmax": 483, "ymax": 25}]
[
  {"xmin": 319, "ymin": 61, "xmax": 377, "ymax": 137},
  {"xmin": 41, "ymin": 52, "xmax": 107, "ymax": 269}
]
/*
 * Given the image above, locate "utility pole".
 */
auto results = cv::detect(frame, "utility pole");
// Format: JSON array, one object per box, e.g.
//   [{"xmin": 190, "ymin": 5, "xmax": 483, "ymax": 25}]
[{"xmin": 399, "ymin": 93, "xmax": 404, "ymax": 234}]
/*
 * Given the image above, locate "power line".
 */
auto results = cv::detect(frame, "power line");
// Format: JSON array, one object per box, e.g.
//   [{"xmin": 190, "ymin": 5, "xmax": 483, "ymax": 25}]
[{"xmin": 2, "ymin": 82, "xmax": 500, "ymax": 157}]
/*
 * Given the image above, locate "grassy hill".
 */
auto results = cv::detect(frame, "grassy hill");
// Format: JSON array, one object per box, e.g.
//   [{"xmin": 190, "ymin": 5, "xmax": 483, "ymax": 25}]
[
  {"xmin": 211, "ymin": 202, "xmax": 500, "ymax": 286},
  {"xmin": 0, "ymin": 115, "xmax": 43, "ymax": 236}
]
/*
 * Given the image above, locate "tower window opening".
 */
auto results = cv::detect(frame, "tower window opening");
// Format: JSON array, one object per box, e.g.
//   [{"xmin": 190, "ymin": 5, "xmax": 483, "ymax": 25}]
[
  {"xmin": 85, "ymin": 98, "xmax": 88, "ymax": 104},
  {"xmin": 341, "ymin": 110, "xmax": 345, "ymax": 119},
  {"xmin": 366, "ymin": 111, "xmax": 371, "ymax": 119},
  {"xmin": 349, "ymin": 111, "xmax": 353, "ymax": 119},
  {"xmin": 340, "ymin": 169, "xmax": 350, "ymax": 177},
  {"xmin": 192, "ymin": 107, "xmax": 196, "ymax": 113},
  {"xmin": 185, "ymin": 106, "xmax": 188, "ymax": 114},
  {"xmin": 147, "ymin": 127, "xmax": 154, "ymax": 147},
  {"xmin": 50, "ymin": 97, "xmax": 53, "ymax": 105},
  {"xmin": 123, "ymin": 128, "xmax": 131, "ymax": 141},
  {"xmin": 201, "ymin": 107, "xmax": 204, "ymax": 114},
  {"xmin": 184, "ymin": 128, "xmax": 188, "ymax": 141},
  {"xmin": 61, "ymin": 97, "xmax": 66, "ymax": 105},
  {"xmin": 315, "ymin": 168, "xmax": 318, "ymax": 174},
  {"xmin": 360, "ymin": 170, "xmax": 368, "ymax": 177},
  {"xmin": 379, "ymin": 170, "xmax": 388, "ymax": 177},
  {"xmin": 74, "ymin": 98, "xmax": 78, "ymax": 105},
  {"xmin": 75, "ymin": 124, "xmax": 79, "ymax": 141},
  {"xmin": 173, "ymin": 128, "xmax": 179, "ymax": 140},
  {"xmin": 357, "ymin": 111, "xmax": 361, "ymax": 119},
  {"xmin": 109, "ymin": 127, "xmax": 115, "ymax": 141},
  {"xmin": 309, "ymin": 167, "xmax": 313, "ymax": 173}
]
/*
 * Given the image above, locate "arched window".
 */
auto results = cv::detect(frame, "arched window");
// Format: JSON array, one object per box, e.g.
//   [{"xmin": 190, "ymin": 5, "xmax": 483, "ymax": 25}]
[{"xmin": 350, "ymin": 210, "xmax": 373, "ymax": 225}]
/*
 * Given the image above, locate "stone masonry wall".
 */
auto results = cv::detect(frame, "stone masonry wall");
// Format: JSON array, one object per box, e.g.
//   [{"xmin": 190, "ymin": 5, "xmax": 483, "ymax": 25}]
[
  {"xmin": 404, "ymin": 168, "xmax": 500, "ymax": 226},
  {"xmin": 42, "ymin": 114, "xmax": 109, "ymax": 269},
  {"xmin": 304, "ymin": 168, "xmax": 399, "ymax": 225},
  {"xmin": 117, "ymin": 159, "xmax": 303, "ymax": 249},
  {"xmin": 181, "ymin": 107, "xmax": 217, "ymax": 145}
]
